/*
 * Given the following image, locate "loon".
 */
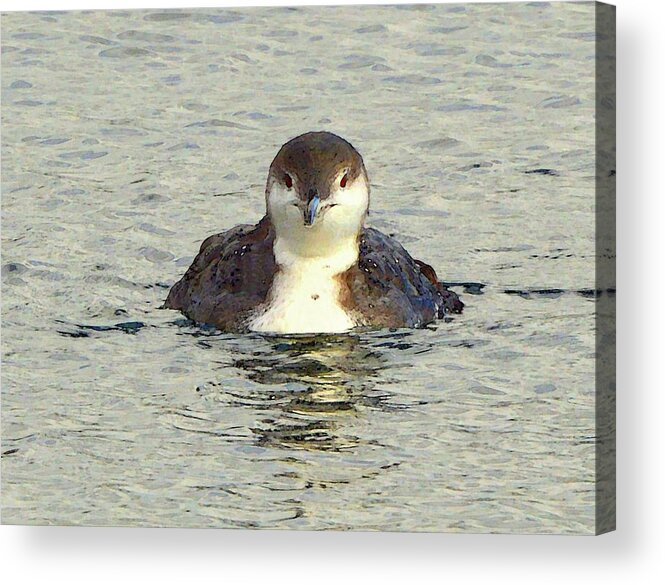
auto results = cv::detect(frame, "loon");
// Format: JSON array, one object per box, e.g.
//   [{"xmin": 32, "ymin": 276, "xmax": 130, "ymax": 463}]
[{"xmin": 164, "ymin": 131, "xmax": 463, "ymax": 334}]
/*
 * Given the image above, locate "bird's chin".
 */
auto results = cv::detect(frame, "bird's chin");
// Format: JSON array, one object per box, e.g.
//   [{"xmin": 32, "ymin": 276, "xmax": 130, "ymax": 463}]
[
  {"xmin": 302, "ymin": 210, "xmax": 326, "ymax": 229},
  {"xmin": 298, "ymin": 214, "xmax": 330, "ymax": 235},
  {"xmin": 282, "ymin": 204, "xmax": 330, "ymax": 231},
  {"xmin": 271, "ymin": 208, "xmax": 342, "ymax": 255},
  {"xmin": 270, "ymin": 195, "xmax": 366, "ymax": 256}
]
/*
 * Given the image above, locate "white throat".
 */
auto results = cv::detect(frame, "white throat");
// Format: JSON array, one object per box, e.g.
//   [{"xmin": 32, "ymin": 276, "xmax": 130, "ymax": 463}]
[
  {"xmin": 248, "ymin": 232, "xmax": 359, "ymax": 335},
  {"xmin": 248, "ymin": 179, "xmax": 368, "ymax": 334}
]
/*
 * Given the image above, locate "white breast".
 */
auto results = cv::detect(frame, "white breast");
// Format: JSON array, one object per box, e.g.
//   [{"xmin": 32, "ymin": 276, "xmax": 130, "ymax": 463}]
[{"xmin": 248, "ymin": 236, "xmax": 358, "ymax": 334}]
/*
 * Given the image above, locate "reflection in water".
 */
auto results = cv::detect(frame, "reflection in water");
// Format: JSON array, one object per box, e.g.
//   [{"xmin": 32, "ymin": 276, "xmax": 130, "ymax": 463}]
[
  {"xmin": 177, "ymin": 330, "xmax": 420, "ymax": 528},
  {"xmin": 201, "ymin": 334, "xmax": 398, "ymax": 452}
]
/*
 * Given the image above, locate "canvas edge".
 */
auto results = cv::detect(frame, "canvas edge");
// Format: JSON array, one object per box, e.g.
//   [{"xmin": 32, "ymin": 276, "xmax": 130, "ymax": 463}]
[{"xmin": 594, "ymin": 0, "xmax": 617, "ymax": 536}]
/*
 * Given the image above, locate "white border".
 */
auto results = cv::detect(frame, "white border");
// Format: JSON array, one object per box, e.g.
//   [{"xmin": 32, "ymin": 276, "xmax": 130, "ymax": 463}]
[{"xmin": 2, "ymin": 1, "xmax": 664, "ymax": 584}]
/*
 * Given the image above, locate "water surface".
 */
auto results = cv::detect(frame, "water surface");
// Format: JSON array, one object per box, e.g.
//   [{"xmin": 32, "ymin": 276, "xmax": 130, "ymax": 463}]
[{"xmin": 2, "ymin": 3, "xmax": 604, "ymax": 533}]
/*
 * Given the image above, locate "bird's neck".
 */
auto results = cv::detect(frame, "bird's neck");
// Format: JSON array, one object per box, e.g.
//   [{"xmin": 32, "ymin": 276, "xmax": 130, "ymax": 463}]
[{"xmin": 272, "ymin": 228, "xmax": 360, "ymax": 276}]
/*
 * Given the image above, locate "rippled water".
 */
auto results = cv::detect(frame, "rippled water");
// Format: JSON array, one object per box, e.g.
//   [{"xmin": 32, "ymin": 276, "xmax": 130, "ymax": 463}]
[{"xmin": 2, "ymin": 3, "xmax": 607, "ymax": 533}]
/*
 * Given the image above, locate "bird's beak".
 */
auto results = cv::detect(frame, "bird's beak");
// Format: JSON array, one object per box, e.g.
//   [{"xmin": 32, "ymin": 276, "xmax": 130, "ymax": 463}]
[{"xmin": 304, "ymin": 194, "xmax": 320, "ymax": 227}]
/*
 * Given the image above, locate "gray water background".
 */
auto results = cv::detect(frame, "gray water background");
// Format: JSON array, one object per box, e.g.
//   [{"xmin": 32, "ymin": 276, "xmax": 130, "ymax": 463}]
[{"xmin": 1, "ymin": 3, "xmax": 602, "ymax": 533}]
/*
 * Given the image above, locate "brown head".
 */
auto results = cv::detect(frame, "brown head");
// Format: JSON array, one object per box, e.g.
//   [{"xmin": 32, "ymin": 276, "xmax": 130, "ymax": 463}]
[{"xmin": 264, "ymin": 133, "xmax": 370, "ymax": 254}]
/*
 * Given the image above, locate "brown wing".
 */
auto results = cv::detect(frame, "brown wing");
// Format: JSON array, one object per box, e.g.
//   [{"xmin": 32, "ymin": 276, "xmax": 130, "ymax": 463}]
[
  {"xmin": 340, "ymin": 227, "xmax": 463, "ymax": 328},
  {"xmin": 163, "ymin": 216, "xmax": 276, "ymax": 331},
  {"xmin": 414, "ymin": 259, "xmax": 465, "ymax": 315}
]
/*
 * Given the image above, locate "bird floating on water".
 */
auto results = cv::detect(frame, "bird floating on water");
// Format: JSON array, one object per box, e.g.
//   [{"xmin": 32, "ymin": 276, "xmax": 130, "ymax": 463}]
[{"xmin": 164, "ymin": 131, "xmax": 463, "ymax": 334}]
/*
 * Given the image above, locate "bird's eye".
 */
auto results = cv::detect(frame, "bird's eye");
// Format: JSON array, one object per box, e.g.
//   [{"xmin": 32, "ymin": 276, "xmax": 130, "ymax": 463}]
[
  {"xmin": 284, "ymin": 174, "xmax": 293, "ymax": 189},
  {"xmin": 340, "ymin": 173, "xmax": 349, "ymax": 189}
]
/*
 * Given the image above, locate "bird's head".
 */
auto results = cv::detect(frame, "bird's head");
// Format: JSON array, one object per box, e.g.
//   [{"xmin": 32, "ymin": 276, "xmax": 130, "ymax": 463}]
[{"xmin": 265, "ymin": 131, "xmax": 370, "ymax": 256}]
